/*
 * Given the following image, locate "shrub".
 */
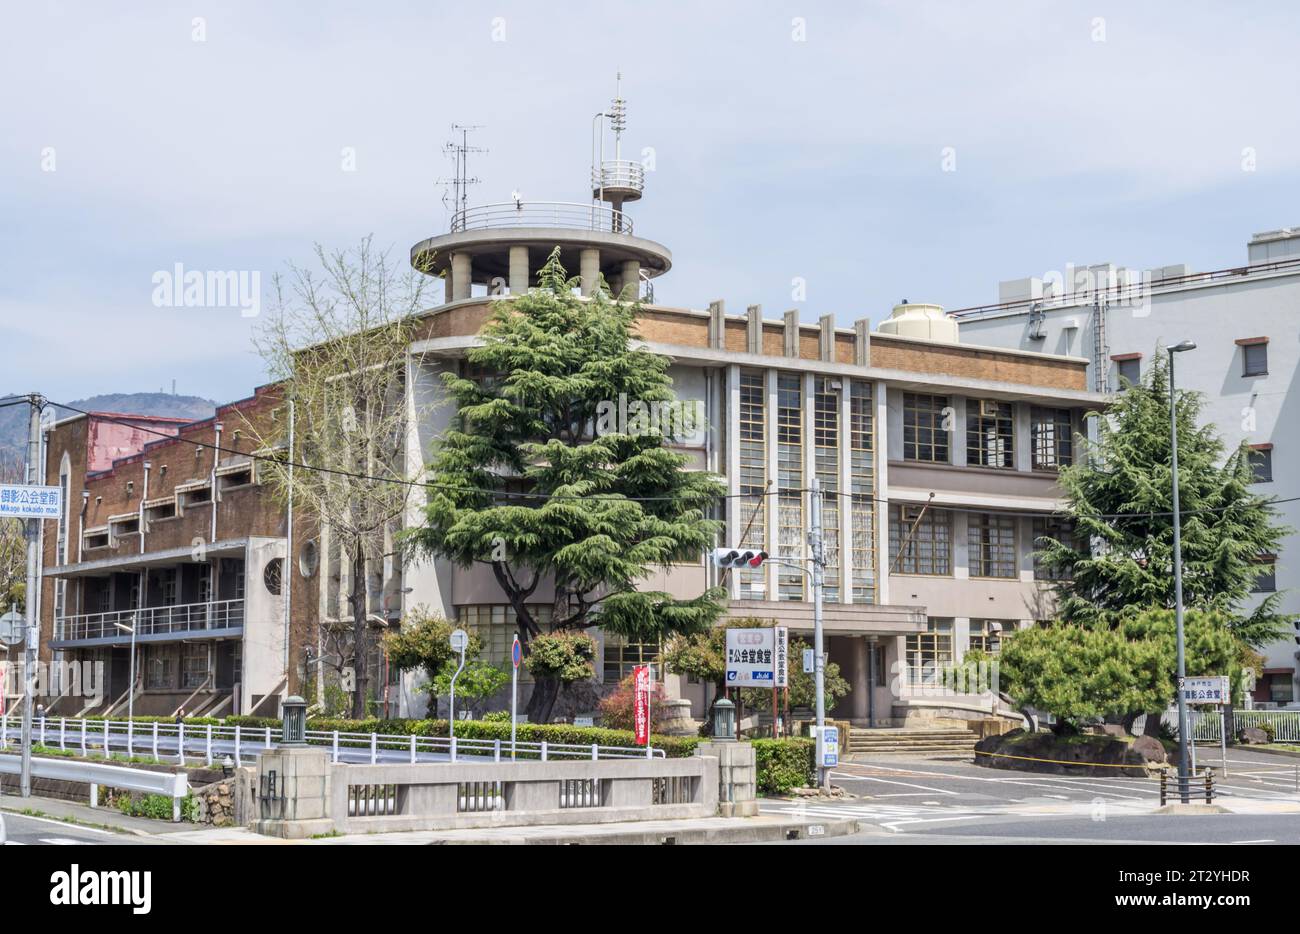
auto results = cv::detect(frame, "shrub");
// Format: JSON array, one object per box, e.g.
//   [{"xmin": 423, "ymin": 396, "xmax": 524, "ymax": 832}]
[
  {"xmin": 117, "ymin": 791, "xmax": 196, "ymax": 822},
  {"xmin": 597, "ymin": 673, "xmax": 666, "ymax": 732},
  {"xmin": 751, "ymin": 738, "xmax": 815, "ymax": 794}
]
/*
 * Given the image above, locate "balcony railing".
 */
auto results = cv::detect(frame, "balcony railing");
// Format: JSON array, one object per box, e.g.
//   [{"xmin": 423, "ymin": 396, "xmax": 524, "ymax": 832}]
[
  {"xmin": 450, "ymin": 201, "xmax": 633, "ymax": 236},
  {"xmin": 54, "ymin": 599, "xmax": 245, "ymax": 644},
  {"xmin": 592, "ymin": 159, "xmax": 645, "ymax": 195}
]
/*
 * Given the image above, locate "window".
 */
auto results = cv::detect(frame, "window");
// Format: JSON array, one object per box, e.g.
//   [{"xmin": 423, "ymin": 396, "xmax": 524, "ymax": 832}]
[
  {"xmin": 968, "ymin": 513, "xmax": 1017, "ymax": 578},
  {"xmin": 737, "ymin": 370, "xmax": 767, "ymax": 599},
  {"xmin": 1240, "ymin": 340, "xmax": 1269, "ymax": 377},
  {"xmin": 178, "ymin": 483, "xmax": 212, "ymax": 510},
  {"xmin": 776, "ymin": 373, "xmax": 804, "ymax": 600},
  {"xmin": 263, "ymin": 558, "xmax": 283, "ymax": 596},
  {"xmin": 1249, "ymin": 446, "xmax": 1273, "ymax": 483},
  {"xmin": 889, "ymin": 505, "xmax": 952, "ymax": 576},
  {"xmin": 1264, "ymin": 673, "xmax": 1295, "ymax": 705},
  {"xmin": 145, "ymin": 500, "xmax": 176, "ymax": 523},
  {"xmin": 457, "ymin": 605, "xmax": 553, "ymax": 667},
  {"xmin": 849, "ymin": 381, "xmax": 876, "ymax": 603},
  {"xmin": 903, "ymin": 393, "xmax": 950, "ymax": 463},
  {"xmin": 602, "ymin": 634, "xmax": 660, "ymax": 684},
  {"xmin": 967, "ymin": 619, "xmax": 1004, "ymax": 655},
  {"xmin": 182, "ymin": 643, "xmax": 208, "ymax": 689},
  {"xmin": 83, "ymin": 528, "xmax": 109, "ymax": 550},
  {"xmin": 158, "ymin": 568, "xmax": 178, "ymax": 606},
  {"xmin": 966, "ymin": 400, "xmax": 1014, "ymax": 469},
  {"xmin": 145, "ymin": 645, "xmax": 177, "ymax": 690},
  {"xmin": 905, "ymin": 619, "xmax": 953, "ymax": 684},
  {"xmin": 1031, "ymin": 407, "xmax": 1074, "ymax": 470},
  {"xmin": 1253, "ymin": 556, "xmax": 1277, "ymax": 593},
  {"xmin": 814, "ymin": 378, "xmax": 841, "ymax": 602},
  {"xmin": 1114, "ymin": 355, "xmax": 1141, "ymax": 390},
  {"xmin": 1032, "ymin": 517, "xmax": 1080, "ymax": 580}
]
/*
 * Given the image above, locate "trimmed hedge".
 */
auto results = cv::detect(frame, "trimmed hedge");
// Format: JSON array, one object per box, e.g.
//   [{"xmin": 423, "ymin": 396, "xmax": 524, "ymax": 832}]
[{"xmin": 751, "ymin": 738, "xmax": 815, "ymax": 794}]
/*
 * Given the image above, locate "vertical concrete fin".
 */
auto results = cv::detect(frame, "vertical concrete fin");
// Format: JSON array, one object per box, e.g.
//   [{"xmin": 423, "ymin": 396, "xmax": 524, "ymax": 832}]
[
  {"xmin": 854, "ymin": 318, "xmax": 872, "ymax": 367},
  {"xmin": 708, "ymin": 300, "xmax": 726, "ymax": 350},
  {"xmin": 746, "ymin": 305, "xmax": 763, "ymax": 355},
  {"xmin": 819, "ymin": 314, "xmax": 835, "ymax": 362},
  {"xmin": 783, "ymin": 309, "xmax": 799, "ymax": 358}
]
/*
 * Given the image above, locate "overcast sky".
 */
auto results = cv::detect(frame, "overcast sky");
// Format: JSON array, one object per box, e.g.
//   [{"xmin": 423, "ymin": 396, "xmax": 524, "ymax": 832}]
[{"xmin": 4, "ymin": 1, "xmax": 1299, "ymax": 405}]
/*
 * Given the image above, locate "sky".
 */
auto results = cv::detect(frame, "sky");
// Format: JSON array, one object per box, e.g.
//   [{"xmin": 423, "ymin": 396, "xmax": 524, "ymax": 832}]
[{"xmin": 4, "ymin": 1, "xmax": 1300, "ymax": 405}]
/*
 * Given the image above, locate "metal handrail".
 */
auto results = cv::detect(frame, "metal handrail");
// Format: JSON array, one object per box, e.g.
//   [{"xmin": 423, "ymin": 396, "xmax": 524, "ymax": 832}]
[
  {"xmin": 450, "ymin": 201, "xmax": 633, "ymax": 236},
  {"xmin": 54, "ymin": 598, "xmax": 245, "ymax": 642},
  {"xmin": 592, "ymin": 160, "xmax": 645, "ymax": 193},
  {"xmin": 0, "ymin": 715, "xmax": 666, "ymax": 769}
]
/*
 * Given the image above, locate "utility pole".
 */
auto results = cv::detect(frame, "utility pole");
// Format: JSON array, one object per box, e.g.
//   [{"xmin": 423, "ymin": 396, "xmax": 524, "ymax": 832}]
[
  {"xmin": 809, "ymin": 477, "xmax": 828, "ymax": 790},
  {"xmin": 1168, "ymin": 340, "xmax": 1197, "ymax": 804},
  {"xmin": 19, "ymin": 392, "xmax": 44, "ymax": 797}
]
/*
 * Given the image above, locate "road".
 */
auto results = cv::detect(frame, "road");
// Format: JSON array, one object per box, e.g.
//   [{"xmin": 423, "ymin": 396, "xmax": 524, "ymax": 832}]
[
  {"xmin": 0, "ymin": 811, "xmax": 158, "ymax": 846},
  {"xmin": 761, "ymin": 749, "xmax": 1300, "ymax": 844}
]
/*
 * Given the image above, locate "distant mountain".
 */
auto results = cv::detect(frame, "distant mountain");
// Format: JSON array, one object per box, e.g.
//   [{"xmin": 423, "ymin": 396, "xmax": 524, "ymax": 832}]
[{"xmin": 0, "ymin": 392, "xmax": 218, "ymax": 464}]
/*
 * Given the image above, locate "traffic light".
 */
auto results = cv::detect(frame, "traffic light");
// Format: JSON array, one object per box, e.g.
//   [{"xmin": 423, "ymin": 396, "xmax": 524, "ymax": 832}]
[{"xmin": 713, "ymin": 547, "xmax": 768, "ymax": 569}]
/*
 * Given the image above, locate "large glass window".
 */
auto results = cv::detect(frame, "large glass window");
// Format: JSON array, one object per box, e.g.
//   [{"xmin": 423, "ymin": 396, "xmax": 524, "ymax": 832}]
[
  {"xmin": 815, "ymin": 378, "xmax": 840, "ymax": 602},
  {"xmin": 1031, "ymin": 407, "xmax": 1073, "ymax": 470},
  {"xmin": 966, "ymin": 400, "xmax": 1015, "ymax": 469},
  {"xmin": 602, "ymin": 635, "xmax": 661, "ymax": 684},
  {"xmin": 182, "ymin": 643, "xmax": 208, "ymax": 689},
  {"xmin": 889, "ymin": 505, "xmax": 952, "ymax": 576},
  {"xmin": 906, "ymin": 619, "xmax": 953, "ymax": 684},
  {"xmin": 777, "ymin": 373, "xmax": 804, "ymax": 600},
  {"xmin": 145, "ymin": 645, "xmax": 177, "ymax": 690},
  {"xmin": 902, "ymin": 393, "xmax": 950, "ymax": 463},
  {"xmin": 968, "ymin": 513, "xmax": 1017, "ymax": 578},
  {"xmin": 967, "ymin": 619, "xmax": 1005, "ymax": 655},
  {"xmin": 737, "ymin": 369, "xmax": 767, "ymax": 599},
  {"xmin": 849, "ymin": 381, "xmax": 876, "ymax": 603},
  {"xmin": 456, "ymin": 605, "xmax": 553, "ymax": 667},
  {"xmin": 1032, "ymin": 517, "xmax": 1080, "ymax": 580}
]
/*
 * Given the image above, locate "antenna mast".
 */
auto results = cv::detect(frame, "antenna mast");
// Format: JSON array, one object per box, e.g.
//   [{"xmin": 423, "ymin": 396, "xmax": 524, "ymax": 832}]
[{"xmin": 437, "ymin": 124, "xmax": 486, "ymax": 222}]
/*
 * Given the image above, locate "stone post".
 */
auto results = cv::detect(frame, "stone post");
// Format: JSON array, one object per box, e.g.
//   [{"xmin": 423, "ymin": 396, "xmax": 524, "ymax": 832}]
[{"xmin": 695, "ymin": 740, "xmax": 759, "ymax": 817}]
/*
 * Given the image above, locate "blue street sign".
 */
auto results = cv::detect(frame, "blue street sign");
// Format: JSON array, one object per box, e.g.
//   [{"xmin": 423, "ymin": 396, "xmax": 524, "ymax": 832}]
[{"xmin": 512, "ymin": 636, "xmax": 522, "ymax": 670}]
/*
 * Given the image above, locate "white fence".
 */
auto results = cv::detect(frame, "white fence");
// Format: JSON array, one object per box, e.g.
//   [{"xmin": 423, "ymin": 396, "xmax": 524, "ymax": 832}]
[
  {"xmin": 0, "ymin": 715, "xmax": 664, "ymax": 769},
  {"xmin": 1173, "ymin": 709, "xmax": 1300, "ymax": 743},
  {"xmin": 0, "ymin": 752, "xmax": 189, "ymax": 821}
]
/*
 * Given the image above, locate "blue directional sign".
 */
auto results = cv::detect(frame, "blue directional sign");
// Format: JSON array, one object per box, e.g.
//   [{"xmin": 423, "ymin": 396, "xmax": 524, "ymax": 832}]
[{"xmin": 0, "ymin": 484, "xmax": 62, "ymax": 520}]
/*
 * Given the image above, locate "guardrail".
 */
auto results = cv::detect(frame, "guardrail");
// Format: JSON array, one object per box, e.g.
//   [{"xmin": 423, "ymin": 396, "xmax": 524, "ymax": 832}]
[
  {"xmin": 55, "ymin": 598, "xmax": 245, "ymax": 643},
  {"xmin": 0, "ymin": 752, "xmax": 189, "ymax": 821},
  {"xmin": 0, "ymin": 715, "xmax": 665, "ymax": 769},
  {"xmin": 450, "ymin": 201, "xmax": 633, "ymax": 235}
]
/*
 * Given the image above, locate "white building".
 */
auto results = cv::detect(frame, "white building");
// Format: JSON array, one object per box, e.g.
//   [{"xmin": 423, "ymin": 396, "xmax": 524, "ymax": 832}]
[{"xmin": 957, "ymin": 228, "xmax": 1300, "ymax": 706}]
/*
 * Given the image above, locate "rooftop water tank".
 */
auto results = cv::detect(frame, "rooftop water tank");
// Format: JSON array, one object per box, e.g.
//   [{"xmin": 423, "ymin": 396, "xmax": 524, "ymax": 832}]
[{"xmin": 875, "ymin": 302, "xmax": 959, "ymax": 343}]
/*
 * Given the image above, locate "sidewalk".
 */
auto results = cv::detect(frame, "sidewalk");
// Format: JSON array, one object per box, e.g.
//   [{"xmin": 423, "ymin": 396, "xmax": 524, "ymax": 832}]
[{"xmin": 0, "ymin": 793, "xmax": 193, "ymax": 837}]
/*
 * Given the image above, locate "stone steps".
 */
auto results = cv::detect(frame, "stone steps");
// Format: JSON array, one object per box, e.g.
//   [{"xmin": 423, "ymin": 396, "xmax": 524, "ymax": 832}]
[{"xmin": 847, "ymin": 728, "xmax": 978, "ymax": 756}]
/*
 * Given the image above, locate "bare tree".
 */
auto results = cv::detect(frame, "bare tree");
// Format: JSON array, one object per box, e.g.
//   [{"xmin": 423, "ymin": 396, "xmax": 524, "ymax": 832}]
[{"xmin": 249, "ymin": 237, "xmax": 433, "ymax": 718}]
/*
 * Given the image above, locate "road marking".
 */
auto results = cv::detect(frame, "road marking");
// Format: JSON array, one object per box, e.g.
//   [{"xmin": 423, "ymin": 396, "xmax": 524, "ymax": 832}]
[
  {"xmin": 830, "ymin": 773, "xmax": 956, "ymax": 795},
  {"xmin": 0, "ymin": 812, "xmax": 118, "ymax": 836},
  {"xmin": 41, "ymin": 837, "xmax": 87, "ymax": 845},
  {"xmin": 1231, "ymin": 839, "xmax": 1274, "ymax": 844}
]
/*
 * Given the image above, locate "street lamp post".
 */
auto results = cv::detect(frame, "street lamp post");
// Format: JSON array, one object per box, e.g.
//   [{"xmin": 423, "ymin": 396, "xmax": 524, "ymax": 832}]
[{"xmin": 1169, "ymin": 339, "xmax": 1197, "ymax": 804}]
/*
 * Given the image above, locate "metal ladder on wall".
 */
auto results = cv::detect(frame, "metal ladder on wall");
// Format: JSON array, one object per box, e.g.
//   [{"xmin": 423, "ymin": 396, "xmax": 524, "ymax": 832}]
[{"xmin": 1091, "ymin": 295, "xmax": 1110, "ymax": 393}]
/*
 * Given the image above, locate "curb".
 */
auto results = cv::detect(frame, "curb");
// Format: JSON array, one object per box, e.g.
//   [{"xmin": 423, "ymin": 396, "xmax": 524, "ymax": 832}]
[
  {"xmin": 0, "ymin": 801, "xmax": 155, "ymax": 837},
  {"xmin": 426, "ymin": 817, "xmax": 861, "ymax": 845}
]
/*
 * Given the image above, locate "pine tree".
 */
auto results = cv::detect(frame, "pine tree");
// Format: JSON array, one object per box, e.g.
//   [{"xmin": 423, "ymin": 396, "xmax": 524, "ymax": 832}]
[
  {"xmin": 406, "ymin": 250, "xmax": 726, "ymax": 722},
  {"xmin": 1038, "ymin": 351, "xmax": 1292, "ymax": 649}
]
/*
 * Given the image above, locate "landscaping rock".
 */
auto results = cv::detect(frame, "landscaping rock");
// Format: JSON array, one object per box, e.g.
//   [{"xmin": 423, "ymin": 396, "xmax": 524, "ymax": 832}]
[
  {"xmin": 975, "ymin": 729, "xmax": 1156, "ymax": 777},
  {"xmin": 1237, "ymin": 727, "xmax": 1269, "ymax": 745}
]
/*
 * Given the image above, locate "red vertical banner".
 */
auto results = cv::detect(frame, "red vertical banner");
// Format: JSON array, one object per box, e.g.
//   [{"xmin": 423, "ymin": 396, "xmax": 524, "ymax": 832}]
[{"xmin": 633, "ymin": 664, "xmax": 650, "ymax": 745}]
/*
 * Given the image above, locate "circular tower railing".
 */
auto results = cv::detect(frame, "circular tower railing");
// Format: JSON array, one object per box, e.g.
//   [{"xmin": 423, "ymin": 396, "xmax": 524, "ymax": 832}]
[{"xmin": 449, "ymin": 201, "xmax": 633, "ymax": 236}]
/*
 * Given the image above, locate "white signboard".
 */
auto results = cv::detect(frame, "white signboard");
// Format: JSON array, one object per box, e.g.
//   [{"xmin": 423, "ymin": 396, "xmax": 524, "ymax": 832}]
[
  {"xmin": 1181, "ymin": 675, "xmax": 1230, "ymax": 706},
  {"xmin": 774, "ymin": 626, "xmax": 789, "ymax": 688},
  {"xmin": 818, "ymin": 725, "xmax": 839, "ymax": 768},
  {"xmin": 726, "ymin": 628, "xmax": 776, "ymax": 687},
  {"xmin": 803, "ymin": 648, "xmax": 815, "ymax": 674},
  {"xmin": 0, "ymin": 484, "xmax": 62, "ymax": 520}
]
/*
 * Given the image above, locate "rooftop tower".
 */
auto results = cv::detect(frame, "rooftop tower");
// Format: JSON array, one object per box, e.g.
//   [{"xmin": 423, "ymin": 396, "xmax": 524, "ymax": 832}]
[{"xmin": 412, "ymin": 76, "xmax": 671, "ymax": 303}]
